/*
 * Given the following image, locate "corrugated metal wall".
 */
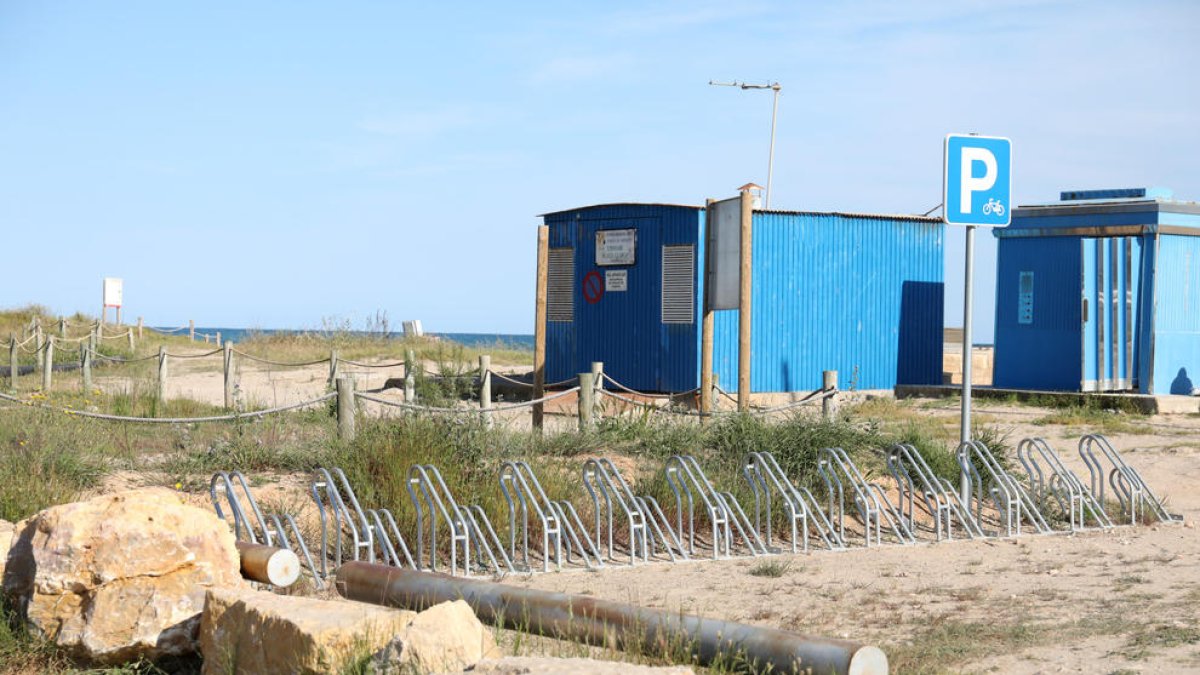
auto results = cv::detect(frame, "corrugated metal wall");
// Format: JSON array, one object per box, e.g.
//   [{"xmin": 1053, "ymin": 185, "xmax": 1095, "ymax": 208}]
[
  {"xmin": 543, "ymin": 204, "xmax": 702, "ymax": 391},
  {"xmin": 1152, "ymin": 234, "xmax": 1200, "ymax": 394},
  {"xmin": 710, "ymin": 212, "xmax": 944, "ymax": 392}
]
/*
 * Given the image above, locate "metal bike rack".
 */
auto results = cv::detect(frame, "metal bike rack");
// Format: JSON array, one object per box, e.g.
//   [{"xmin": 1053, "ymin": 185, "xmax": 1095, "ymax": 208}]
[
  {"xmin": 742, "ymin": 451, "xmax": 844, "ymax": 552},
  {"xmin": 1079, "ymin": 434, "xmax": 1180, "ymax": 524},
  {"xmin": 312, "ymin": 467, "xmax": 374, "ymax": 575},
  {"xmin": 958, "ymin": 440, "xmax": 1051, "ymax": 537},
  {"xmin": 365, "ymin": 507, "xmax": 417, "ymax": 570},
  {"xmin": 817, "ymin": 447, "xmax": 915, "ymax": 547},
  {"xmin": 887, "ymin": 444, "xmax": 983, "ymax": 541},
  {"xmin": 581, "ymin": 457, "xmax": 648, "ymax": 564},
  {"xmin": 500, "ymin": 461, "xmax": 602, "ymax": 572},
  {"xmin": 211, "ymin": 470, "xmax": 323, "ymax": 589},
  {"xmin": 500, "ymin": 460, "xmax": 564, "ymax": 572},
  {"xmin": 665, "ymin": 455, "xmax": 766, "ymax": 559},
  {"xmin": 408, "ymin": 463, "xmax": 512, "ymax": 576},
  {"xmin": 1017, "ymin": 438, "xmax": 1113, "ymax": 532}
]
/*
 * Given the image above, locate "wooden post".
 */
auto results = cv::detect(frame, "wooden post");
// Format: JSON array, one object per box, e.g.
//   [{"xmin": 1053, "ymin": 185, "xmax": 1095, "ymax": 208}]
[
  {"xmin": 223, "ymin": 341, "xmax": 235, "ymax": 410},
  {"xmin": 116, "ymin": 307, "xmax": 122, "ymax": 327},
  {"xmin": 328, "ymin": 349, "xmax": 339, "ymax": 388},
  {"xmin": 479, "ymin": 355, "xmax": 492, "ymax": 428},
  {"xmin": 157, "ymin": 346, "xmax": 168, "ymax": 401},
  {"xmin": 137, "ymin": 317, "xmax": 144, "ymax": 339},
  {"xmin": 216, "ymin": 331, "xmax": 222, "ymax": 347},
  {"xmin": 737, "ymin": 188, "xmax": 753, "ymax": 413},
  {"xmin": 127, "ymin": 328, "xmax": 134, "ymax": 351},
  {"xmin": 590, "ymin": 361, "xmax": 603, "ymax": 422},
  {"xmin": 205, "ymin": 334, "xmax": 211, "ymax": 344},
  {"xmin": 58, "ymin": 318, "xmax": 67, "ymax": 338},
  {"xmin": 189, "ymin": 320, "xmax": 195, "ymax": 342},
  {"xmin": 42, "ymin": 337, "xmax": 54, "ymax": 391},
  {"xmin": 88, "ymin": 327, "xmax": 97, "ymax": 357},
  {"xmin": 700, "ymin": 198, "xmax": 716, "ymax": 419},
  {"xmin": 34, "ymin": 324, "xmax": 44, "ymax": 373},
  {"xmin": 578, "ymin": 372, "xmax": 594, "ymax": 431},
  {"xmin": 822, "ymin": 370, "xmax": 839, "ymax": 421},
  {"xmin": 711, "ymin": 372, "xmax": 721, "ymax": 412},
  {"xmin": 8, "ymin": 335, "xmax": 17, "ymax": 389},
  {"xmin": 404, "ymin": 349, "xmax": 416, "ymax": 402},
  {"xmin": 96, "ymin": 320, "xmax": 103, "ymax": 343},
  {"xmin": 532, "ymin": 225, "xmax": 549, "ymax": 431},
  {"xmin": 336, "ymin": 377, "xmax": 356, "ymax": 441},
  {"xmin": 82, "ymin": 344, "xmax": 92, "ymax": 393}
]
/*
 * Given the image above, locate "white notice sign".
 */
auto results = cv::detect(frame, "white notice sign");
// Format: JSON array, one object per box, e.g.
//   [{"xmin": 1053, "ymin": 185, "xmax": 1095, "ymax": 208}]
[
  {"xmin": 596, "ymin": 229, "xmax": 636, "ymax": 266},
  {"xmin": 103, "ymin": 277, "xmax": 123, "ymax": 308},
  {"xmin": 605, "ymin": 270, "xmax": 627, "ymax": 292}
]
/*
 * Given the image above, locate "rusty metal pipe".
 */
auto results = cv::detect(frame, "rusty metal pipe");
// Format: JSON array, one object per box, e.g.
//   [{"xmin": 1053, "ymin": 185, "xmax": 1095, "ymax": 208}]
[
  {"xmin": 337, "ymin": 562, "xmax": 886, "ymax": 675},
  {"xmin": 236, "ymin": 541, "xmax": 300, "ymax": 587}
]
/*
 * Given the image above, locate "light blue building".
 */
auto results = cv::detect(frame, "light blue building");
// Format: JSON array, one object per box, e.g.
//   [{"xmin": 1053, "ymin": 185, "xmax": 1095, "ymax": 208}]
[
  {"xmin": 993, "ymin": 188, "xmax": 1200, "ymax": 395},
  {"xmin": 541, "ymin": 203, "xmax": 944, "ymax": 393}
]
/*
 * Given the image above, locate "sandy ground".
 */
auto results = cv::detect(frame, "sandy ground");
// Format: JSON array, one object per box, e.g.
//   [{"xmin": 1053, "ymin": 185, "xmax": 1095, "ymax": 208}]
[
  {"xmin": 85, "ymin": 356, "xmax": 1200, "ymax": 672},
  {"xmin": 500, "ymin": 408, "xmax": 1200, "ymax": 674}
]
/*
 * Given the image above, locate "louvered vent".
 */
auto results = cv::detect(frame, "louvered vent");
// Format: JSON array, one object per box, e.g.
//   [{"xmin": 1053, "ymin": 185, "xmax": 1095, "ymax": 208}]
[
  {"xmin": 661, "ymin": 245, "xmax": 694, "ymax": 324},
  {"xmin": 547, "ymin": 248, "xmax": 574, "ymax": 322}
]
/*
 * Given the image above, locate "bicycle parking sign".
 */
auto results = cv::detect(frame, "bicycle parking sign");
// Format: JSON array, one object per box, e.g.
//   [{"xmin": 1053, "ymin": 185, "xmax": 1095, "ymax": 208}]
[{"xmin": 943, "ymin": 134, "xmax": 1012, "ymax": 227}]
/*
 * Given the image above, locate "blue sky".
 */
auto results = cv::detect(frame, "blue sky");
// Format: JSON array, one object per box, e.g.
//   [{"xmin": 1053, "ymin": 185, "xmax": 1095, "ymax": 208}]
[{"xmin": 2, "ymin": 1, "xmax": 1197, "ymax": 340}]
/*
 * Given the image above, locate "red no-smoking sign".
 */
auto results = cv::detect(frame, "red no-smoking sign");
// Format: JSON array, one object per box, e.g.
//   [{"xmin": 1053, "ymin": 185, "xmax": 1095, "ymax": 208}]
[{"xmin": 582, "ymin": 270, "xmax": 604, "ymax": 304}]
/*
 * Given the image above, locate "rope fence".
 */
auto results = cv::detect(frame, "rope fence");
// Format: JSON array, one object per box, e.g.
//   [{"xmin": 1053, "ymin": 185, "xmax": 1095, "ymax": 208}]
[{"xmin": 0, "ymin": 391, "xmax": 335, "ymax": 424}]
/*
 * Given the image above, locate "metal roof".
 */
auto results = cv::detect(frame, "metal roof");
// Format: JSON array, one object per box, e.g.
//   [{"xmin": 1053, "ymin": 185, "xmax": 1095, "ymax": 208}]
[{"xmin": 539, "ymin": 202, "xmax": 940, "ymax": 223}]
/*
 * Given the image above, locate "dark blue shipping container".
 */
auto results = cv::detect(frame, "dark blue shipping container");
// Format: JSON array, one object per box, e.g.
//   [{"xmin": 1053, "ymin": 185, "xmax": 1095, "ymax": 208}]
[
  {"xmin": 542, "ymin": 203, "xmax": 945, "ymax": 393},
  {"xmin": 993, "ymin": 188, "xmax": 1200, "ymax": 394}
]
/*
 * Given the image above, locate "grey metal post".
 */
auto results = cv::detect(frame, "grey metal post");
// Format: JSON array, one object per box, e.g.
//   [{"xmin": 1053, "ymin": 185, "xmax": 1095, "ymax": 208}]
[
  {"xmin": 578, "ymin": 372, "xmax": 594, "ymax": 431},
  {"xmin": 34, "ymin": 325, "xmax": 44, "ymax": 373},
  {"xmin": 822, "ymin": 370, "xmax": 838, "ymax": 420},
  {"xmin": 81, "ymin": 345, "xmax": 92, "ymax": 393},
  {"xmin": 479, "ymin": 355, "xmax": 492, "ymax": 428},
  {"xmin": 404, "ymin": 349, "xmax": 416, "ymax": 402},
  {"xmin": 42, "ymin": 338, "xmax": 54, "ymax": 391},
  {"xmin": 766, "ymin": 83, "xmax": 781, "ymax": 208},
  {"xmin": 328, "ymin": 349, "xmax": 339, "ymax": 388},
  {"xmin": 8, "ymin": 336, "xmax": 16, "ymax": 389},
  {"xmin": 157, "ymin": 346, "xmax": 168, "ymax": 401},
  {"xmin": 223, "ymin": 341, "xmax": 234, "ymax": 410},
  {"xmin": 960, "ymin": 224, "xmax": 976, "ymax": 504},
  {"xmin": 336, "ymin": 376, "xmax": 356, "ymax": 441}
]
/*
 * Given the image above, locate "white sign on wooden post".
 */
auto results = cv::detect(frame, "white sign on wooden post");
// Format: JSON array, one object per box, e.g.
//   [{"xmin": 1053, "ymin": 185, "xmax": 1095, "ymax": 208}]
[{"xmin": 103, "ymin": 277, "xmax": 123, "ymax": 308}]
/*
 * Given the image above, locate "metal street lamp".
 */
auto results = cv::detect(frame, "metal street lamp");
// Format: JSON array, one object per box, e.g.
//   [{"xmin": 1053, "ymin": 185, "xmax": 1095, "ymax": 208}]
[{"xmin": 709, "ymin": 80, "xmax": 782, "ymax": 208}]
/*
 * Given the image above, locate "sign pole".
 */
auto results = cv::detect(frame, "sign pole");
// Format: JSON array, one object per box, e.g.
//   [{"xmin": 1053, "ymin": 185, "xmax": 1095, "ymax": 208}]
[{"xmin": 959, "ymin": 224, "xmax": 976, "ymax": 503}]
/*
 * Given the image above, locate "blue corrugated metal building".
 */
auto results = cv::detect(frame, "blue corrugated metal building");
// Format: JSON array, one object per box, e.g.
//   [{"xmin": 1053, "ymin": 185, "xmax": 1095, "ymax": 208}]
[
  {"xmin": 541, "ymin": 203, "xmax": 944, "ymax": 392},
  {"xmin": 993, "ymin": 188, "xmax": 1200, "ymax": 395}
]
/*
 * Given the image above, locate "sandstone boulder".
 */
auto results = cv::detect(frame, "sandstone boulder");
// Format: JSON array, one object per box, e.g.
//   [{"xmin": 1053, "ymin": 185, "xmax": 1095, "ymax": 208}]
[
  {"xmin": 2, "ymin": 488, "xmax": 244, "ymax": 664},
  {"xmin": 468, "ymin": 657, "xmax": 695, "ymax": 674},
  {"xmin": 368, "ymin": 599, "xmax": 500, "ymax": 673},
  {"xmin": 200, "ymin": 587, "xmax": 415, "ymax": 674}
]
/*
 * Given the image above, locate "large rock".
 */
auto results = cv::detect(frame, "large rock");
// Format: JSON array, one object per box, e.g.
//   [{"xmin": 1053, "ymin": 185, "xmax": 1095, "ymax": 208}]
[
  {"xmin": 469, "ymin": 657, "xmax": 695, "ymax": 674},
  {"xmin": 200, "ymin": 587, "xmax": 415, "ymax": 674},
  {"xmin": 1, "ymin": 488, "xmax": 244, "ymax": 665},
  {"xmin": 369, "ymin": 599, "xmax": 501, "ymax": 673}
]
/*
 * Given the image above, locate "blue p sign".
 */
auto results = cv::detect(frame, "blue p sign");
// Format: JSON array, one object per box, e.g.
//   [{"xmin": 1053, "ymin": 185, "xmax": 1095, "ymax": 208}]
[{"xmin": 943, "ymin": 134, "xmax": 1012, "ymax": 227}]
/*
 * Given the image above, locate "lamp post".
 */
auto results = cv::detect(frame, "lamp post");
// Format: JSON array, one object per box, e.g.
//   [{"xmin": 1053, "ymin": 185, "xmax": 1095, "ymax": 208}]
[{"xmin": 709, "ymin": 80, "xmax": 782, "ymax": 208}]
